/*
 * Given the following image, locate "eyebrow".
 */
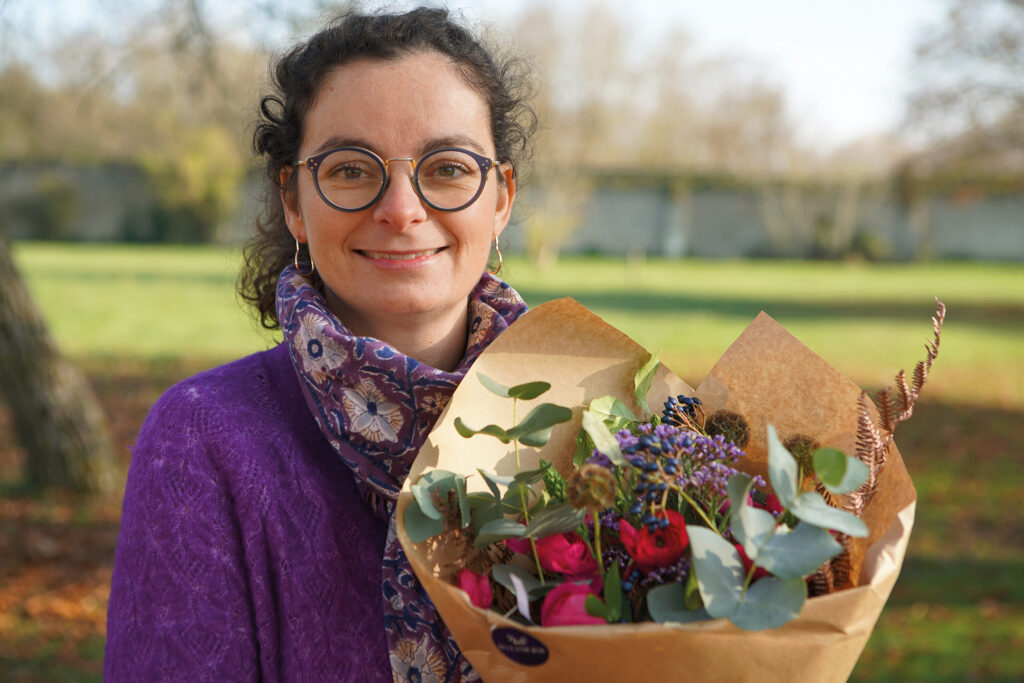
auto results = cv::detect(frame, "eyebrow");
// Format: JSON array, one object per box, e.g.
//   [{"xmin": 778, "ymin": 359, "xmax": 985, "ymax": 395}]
[{"xmin": 305, "ymin": 134, "xmax": 490, "ymax": 159}]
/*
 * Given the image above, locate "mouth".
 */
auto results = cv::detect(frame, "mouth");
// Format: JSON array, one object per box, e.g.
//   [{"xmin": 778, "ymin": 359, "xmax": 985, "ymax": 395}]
[{"xmin": 356, "ymin": 247, "xmax": 446, "ymax": 261}]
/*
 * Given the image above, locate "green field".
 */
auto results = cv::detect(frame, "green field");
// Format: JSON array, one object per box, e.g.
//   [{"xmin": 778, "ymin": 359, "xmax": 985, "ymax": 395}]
[{"xmin": 3, "ymin": 242, "xmax": 1023, "ymax": 681}]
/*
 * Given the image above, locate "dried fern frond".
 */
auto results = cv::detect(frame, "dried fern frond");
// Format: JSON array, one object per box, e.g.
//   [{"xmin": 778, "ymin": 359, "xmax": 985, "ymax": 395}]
[
  {"xmin": 830, "ymin": 534, "xmax": 853, "ymax": 590},
  {"xmin": 876, "ymin": 387, "xmax": 897, "ymax": 436},
  {"xmin": 808, "ymin": 560, "xmax": 835, "ymax": 597},
  {"xmin": 851, "ymin": 299, "xmax": 945, "ymax": 512}
]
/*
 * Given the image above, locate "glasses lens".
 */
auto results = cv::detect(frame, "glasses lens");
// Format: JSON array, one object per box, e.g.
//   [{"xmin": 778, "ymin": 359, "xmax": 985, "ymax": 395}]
[
  {"xmin": 315, "ymin": 149, "xmax": 385, "ymax": 210},
  {"xmin": 416, "ymin": 149, "xmax": 485, "ymax": 210}
]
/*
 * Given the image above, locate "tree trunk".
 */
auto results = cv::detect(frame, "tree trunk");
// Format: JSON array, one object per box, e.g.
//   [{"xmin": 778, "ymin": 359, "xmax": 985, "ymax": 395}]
[{"xmin": 0, "ymin": 238, "xmax": 116, "ymax": 493}]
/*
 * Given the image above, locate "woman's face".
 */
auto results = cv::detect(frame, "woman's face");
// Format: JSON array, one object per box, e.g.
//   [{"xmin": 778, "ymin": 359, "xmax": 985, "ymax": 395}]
[{"xmin": 282, "ymin": 52, "xmax": 515, "ymax": 336}]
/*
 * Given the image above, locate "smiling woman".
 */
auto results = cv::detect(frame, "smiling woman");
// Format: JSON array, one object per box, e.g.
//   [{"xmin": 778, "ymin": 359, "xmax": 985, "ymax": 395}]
[{"xmin": 104, "ymin": 7, "xmax": 537, "ymax": 682}]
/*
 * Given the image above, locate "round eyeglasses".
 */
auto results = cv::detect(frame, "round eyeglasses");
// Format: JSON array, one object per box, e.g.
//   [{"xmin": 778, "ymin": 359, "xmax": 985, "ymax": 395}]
[{"xmin": 292, "ymin": 146, "xmax": 499, "ymax": 212}]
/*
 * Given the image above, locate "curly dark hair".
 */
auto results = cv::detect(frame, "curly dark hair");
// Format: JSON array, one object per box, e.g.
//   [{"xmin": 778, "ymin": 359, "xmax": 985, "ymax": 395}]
[{"xmin": 239, "ymin": 6, "xmax": 538, "ymax": 329}]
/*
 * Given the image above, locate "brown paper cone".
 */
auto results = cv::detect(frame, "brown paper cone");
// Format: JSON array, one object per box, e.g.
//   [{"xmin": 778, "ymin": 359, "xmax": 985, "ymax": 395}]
[{"xmin": 397, "ymin": 298, "xmax": 915, "ymax": 682}]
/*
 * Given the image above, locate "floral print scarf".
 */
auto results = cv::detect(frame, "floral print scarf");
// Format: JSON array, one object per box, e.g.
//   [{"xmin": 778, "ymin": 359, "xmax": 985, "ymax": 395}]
[{"xmin": 276, "ymin": 265, "xmax": 528, "ymax": 682}]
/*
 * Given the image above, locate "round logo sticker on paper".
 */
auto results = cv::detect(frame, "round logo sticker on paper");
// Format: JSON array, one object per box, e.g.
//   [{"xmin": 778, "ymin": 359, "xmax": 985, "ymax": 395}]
[{"xmin": 491, "ymin": 627, "xmax": 549, "ymax": 666}]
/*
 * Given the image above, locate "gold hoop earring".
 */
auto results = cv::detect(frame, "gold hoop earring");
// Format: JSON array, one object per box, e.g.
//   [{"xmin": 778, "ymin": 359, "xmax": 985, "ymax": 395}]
[
  {"xmin": 294, "ymin": 238, "xmax": 315, "ymax": 276},
  {"xmin": 487, "ymin": 233, "xmax": 503, "ymax": 275}
]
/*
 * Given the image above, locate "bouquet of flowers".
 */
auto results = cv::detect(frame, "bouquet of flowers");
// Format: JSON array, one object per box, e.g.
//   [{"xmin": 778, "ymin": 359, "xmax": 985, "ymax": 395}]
[{"xmin": 397, "ymin": 298, "xmax": 943, "ymax": 681}]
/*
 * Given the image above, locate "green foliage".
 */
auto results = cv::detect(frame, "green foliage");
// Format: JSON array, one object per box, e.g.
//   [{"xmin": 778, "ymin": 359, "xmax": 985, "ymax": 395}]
[
  {"xmin": 729, "ymin": 576, "xmax": 806, "ymax": 631},
  {"xmin": 454, "ymin": 375, "xmax": 572, "ymax": 448},
  {"xmin": 756, "ymin": 524, "xmax": 842, "ymax": 579},
  {"xmin": 580, "ymin": 409, "xmax": 626, "ymax": 466},
  {"xmin": 406, "ymin": 470, "xmax": 469, "ymax": 542},
  {"xmin": 814, "ymin": 447, "xmax": 870, "ymax": 494},
  {"xmin": 522, "ymin": 503, "xmax": 585, "ymax": 539},
  {"xmin": 539, "ymin": 460, "xmax": 568, "ymax": 503},
  {"xmin": 688, "ymin": 525, "xmax": 746, "ymax": 619},
  {"xmin": 633, "ymin": 353, "xmax": 660, "ymax": 416},
  {"xmin": 585, "ymin": 563, "xmax": 623, "ymax": 623},
  {"xmin": 646, "ymin": 582, "xmax": 709, "ymax": 623}
]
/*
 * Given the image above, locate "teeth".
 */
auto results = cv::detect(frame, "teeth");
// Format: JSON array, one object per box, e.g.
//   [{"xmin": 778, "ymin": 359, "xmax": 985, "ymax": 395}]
[{"xmin": 362, "ymin": 249, "xmax": 441, "ymax": 260}]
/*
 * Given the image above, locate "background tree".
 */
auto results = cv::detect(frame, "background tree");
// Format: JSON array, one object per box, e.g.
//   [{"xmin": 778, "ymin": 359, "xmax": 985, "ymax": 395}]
[
  {"xmin": 0, "ymin": 236, "xmax": 116, "ymax": 492},
  {"xmin": 905, "ymin": 0, "xmax": 1024, "ymax": 172}
]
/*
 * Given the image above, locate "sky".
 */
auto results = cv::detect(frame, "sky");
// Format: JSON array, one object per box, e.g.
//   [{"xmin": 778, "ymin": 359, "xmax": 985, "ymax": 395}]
[
  {"xmin": 2, "ymin": 0, "xmax": 948, "ymax": 150},
  {"xmin": 450, "ymin": 0, "xmax": 946, "ymax": 149}
]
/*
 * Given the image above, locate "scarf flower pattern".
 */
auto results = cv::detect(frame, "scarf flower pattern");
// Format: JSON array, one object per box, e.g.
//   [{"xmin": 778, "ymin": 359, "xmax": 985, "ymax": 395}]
[{"xmin": 276, "ymin": 265, "xmax": 528, "ymax": 682}]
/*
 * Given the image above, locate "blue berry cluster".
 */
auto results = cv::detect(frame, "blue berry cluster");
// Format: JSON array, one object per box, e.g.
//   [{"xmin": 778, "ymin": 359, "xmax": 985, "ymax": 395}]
[
  {"xmin": 662, "ymin": 394, "xmax": 703, "ymax": 427},
  {"xmin": 588, "ymin": 420, "xmax": 755, "ymax": 534}
]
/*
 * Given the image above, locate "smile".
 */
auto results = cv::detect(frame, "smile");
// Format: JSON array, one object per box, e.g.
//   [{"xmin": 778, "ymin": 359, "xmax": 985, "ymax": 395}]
[{"xmin": 358, "ymin": 248, "xmax": 445, "ymax": 261}]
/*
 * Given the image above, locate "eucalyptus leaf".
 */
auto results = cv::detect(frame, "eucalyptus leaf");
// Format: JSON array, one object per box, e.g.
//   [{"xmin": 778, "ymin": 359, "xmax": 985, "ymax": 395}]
[
  {"xmin": 502, "ymin": 482, "xmax": 536, "ymax": 510},
  {"xmin": 582, "ymin": 409, "xmax": 627, "ymax": 466},
  {"xmin": 478, "ymin": 469, "xmax": 512, "ymax": 501},
  {"xmin": 454, "ymin": 417, "xmax": 511, "ymax": 443},
  {"xmin": 467, "ymin": 492, "xmax": 501, "ymax": 530},
  {"xmin": 766, "ymin": 424, "xmax": 799, "ymax": 507},
  {"xmin": 404, "ymin": 500, "xmax": 444, "ymax": 542},
  {"xmin": 634, "ymin": 353, "xmax": 660, "ymax": 416},
  {"xmin": 453, "ymin": 475, "xmax": 470, "ymax": 529},
  {"xmin": 492, "ymin": 563, "xmax": 542, "ymax": 595},
  {"xmin": 509, "ymin": 403, "xmax": 573, "ymax": 447},
  {"xmin": 589, "ymin": 395, "xmax": 638, "ymax": 422},
  {"xmin": 687, "ymin": 525, "xmax": 745, "ymax": 619},
  {"xmin": 790, "ymin": 491, "xmax": 870, "ymax": 537},
  {"xmin": 476, "ymin": 372, "xmax": 510, "ymax": 397},
  {"xmin": 646, "ymin": 583, "xmax": 710, "ymax": 624},
  {"xmin": 757, "ymin": 523, "xmax": 843, "ymax": 579},
  {"xmin": 726, "ymin": 474, "xmax": 777, "ymax": 560},
  {"xmin": 507, "ymin": 381, "xmax": 552, "ymax": 400},
  {"xmin": 410, "ymin": 470, "xmax": 460, "ymax": 521},
  {"xmin": 523, "ymin": 503, "xmax": 586, "ymax": 539},
  {"xmin": 813, "ymin": 448, "xmax": 870, "ymax": 494},
  {"xmin": 475, "ymin": 517, "xmax": 527, "ymax": 547},
  {"xmin": 730, "ymin": 576, "xmax": 806, "ymax": 630},
  {"xmin": 738, "ymin": 509, "xmax": 777, "ymax": 562},
  {"xmin": 510, "ymin": 468, "xmax": 545, "ymax": 486}
]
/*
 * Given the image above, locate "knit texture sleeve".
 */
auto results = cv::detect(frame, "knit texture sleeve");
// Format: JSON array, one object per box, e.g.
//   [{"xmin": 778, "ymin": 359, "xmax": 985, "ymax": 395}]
[{"xmin": 105, "ymin": 380, "xmax": 259, "ymax": 682}]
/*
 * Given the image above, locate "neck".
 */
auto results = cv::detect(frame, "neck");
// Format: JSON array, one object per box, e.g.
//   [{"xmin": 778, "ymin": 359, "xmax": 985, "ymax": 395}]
[{"xmin": 324, "ymin": 293, "xmax": 469, "ymax": 373}]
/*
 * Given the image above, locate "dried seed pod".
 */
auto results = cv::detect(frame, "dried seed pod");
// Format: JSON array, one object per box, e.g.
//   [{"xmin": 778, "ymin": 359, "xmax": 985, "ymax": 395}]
[
  {"xmin": 783, "ymin": 433, "xmax": 820, "ymax": 474},
  {"xmin": 705, "ymin": 409, "xmax": 750, "ymax": 448},
  {"xmin": 567, "ymin": 464, "xmax": 617, "ymax": 511}
]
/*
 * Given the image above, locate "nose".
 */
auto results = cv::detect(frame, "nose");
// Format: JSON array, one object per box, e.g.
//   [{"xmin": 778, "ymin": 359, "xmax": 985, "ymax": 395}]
[{"xmin": 372, "ymin": 159, "xmax": 427, "ymax": 230}]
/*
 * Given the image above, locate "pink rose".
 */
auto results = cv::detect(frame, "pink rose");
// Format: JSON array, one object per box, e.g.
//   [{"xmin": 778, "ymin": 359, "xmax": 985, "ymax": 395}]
[
  {"xmin": 506, "ymin": 531, "xmax": 599, "ymax": 580},
  {"xmin": 456, "ymin": 568, "xmax": 493, "ymax": 609},
  {"xmin": 540, "ymin": 581, "xmax": 607, "ymax": 627},
  {"xmin": 618, "ymin": 510, "xmax": 689, "ymax": 574}
]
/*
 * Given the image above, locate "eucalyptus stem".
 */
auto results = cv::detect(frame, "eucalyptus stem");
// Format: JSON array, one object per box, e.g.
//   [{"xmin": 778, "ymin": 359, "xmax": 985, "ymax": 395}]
[{"xmin": 511, "ymin": 397, "xmax": 545, "ymax": 583}]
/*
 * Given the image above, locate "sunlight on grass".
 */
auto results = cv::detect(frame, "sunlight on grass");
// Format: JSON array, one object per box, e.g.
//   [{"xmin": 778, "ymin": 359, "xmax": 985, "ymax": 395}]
[
  {"xmin": 852, "ymin": 603, "xmax": 1024, "ymax": 682},
  {"xmin": 13, "ymin": 244, "xmax": 1024, "ymax": 407}
]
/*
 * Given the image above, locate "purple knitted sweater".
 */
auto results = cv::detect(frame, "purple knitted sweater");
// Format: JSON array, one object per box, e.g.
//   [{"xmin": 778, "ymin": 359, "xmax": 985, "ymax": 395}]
[{"xmin": 105, "ymin": 342, "xmax": 391, "ymax": 681}]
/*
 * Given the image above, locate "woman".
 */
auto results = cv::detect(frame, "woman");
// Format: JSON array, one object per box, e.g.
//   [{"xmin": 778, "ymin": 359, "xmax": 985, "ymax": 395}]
[{"xmin": 105, "ymin": 7, "xmax": 536, "ymax": 681}]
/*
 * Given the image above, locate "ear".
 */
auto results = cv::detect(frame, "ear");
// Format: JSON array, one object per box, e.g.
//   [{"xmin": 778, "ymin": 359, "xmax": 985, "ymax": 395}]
[
  {"xmin": 492, "ymin": 163, "xmax": 516, "ymax": 239},
  {"xmin": 280, "ymin": 166, "xmax": 307, "ymax": 242}
]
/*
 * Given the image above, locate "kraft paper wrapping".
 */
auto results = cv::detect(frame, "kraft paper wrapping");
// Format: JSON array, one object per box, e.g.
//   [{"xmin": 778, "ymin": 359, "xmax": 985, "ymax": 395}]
[{"xmin": 396, "ymin": 298, "xmax": 916, "ymax": 682}]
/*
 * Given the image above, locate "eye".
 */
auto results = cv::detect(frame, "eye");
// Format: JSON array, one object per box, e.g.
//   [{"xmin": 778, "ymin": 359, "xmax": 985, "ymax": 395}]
[
  {"xmin": 338, "ymin": 165, "xmax": 364, "ymax": 179},
  {"xmin": 422, "ymin": 155, "xmax": 474, "ymax": 180},
  {"xmin": 318, "ymin": 150, "xmax": 382, "ymax": 183}
]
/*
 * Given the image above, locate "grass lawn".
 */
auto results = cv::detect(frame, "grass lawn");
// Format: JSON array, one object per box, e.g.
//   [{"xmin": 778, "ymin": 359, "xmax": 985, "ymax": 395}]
[{"xmin": 2, "ymin": 242, "xmax": 1023, "ymax": 681}]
